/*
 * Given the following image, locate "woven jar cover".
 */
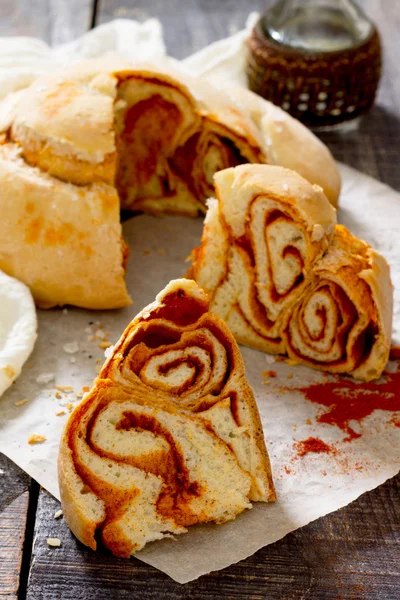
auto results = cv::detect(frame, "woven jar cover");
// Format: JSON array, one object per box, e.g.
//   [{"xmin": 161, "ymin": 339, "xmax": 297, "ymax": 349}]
[{"xmin": 247, "ymin": 19, "xmax": 381, "ymax": 128}]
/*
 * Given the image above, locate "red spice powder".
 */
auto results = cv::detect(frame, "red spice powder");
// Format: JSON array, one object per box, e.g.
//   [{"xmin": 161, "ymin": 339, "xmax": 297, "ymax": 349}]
[
  {"xmin": 296, "ymin": 365, "xmax": 400, "ymax": 441},
  {"xmin": 294, "ymin": 437, "xmax": 335, "ymax": 457},
  {"xmin": 389, "ymin": 345, "xmax": 400, "ymax": 360},
  {"xmin": 262, "ymin": 370, "xmax": 277, "ymax": 378}
]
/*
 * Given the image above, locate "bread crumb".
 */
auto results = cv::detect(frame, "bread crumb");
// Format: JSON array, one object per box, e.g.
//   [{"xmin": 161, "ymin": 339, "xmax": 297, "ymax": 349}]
[
  {"xmin": 266, "ymin": 355, "xmax": 276, "ymax": 364},
  {"xmin": 15, "ymin": 399, "xmax": 29, "ymax": 407},
  {"xmin": 63, "ymin": 341, "xmax": 79, "ymax": 354},
  {"xmin": 287, "ymin": 374, "xmax": 293, "ymax": 379},
  {"xmin": 311, "ymin": 223, "xmax": 325, "ymax": 242},
  {"xmin": 56, "ymin": 410, "xmax": 65, "ymax": 417},
  {"xmin": 82, "ymin": 386, "xmax": 90, "ymax": 392},
  {"xmin": 28, "ymin": 434, "xmax": 46, "ymax": 445},
  {"xmin": 104, "ymin": 345, "xmax": 114, "ymax": 359},
  {"xmin": 54, "ymin": 509, "xmax": 63, "ymax": 519},
  {"xmin": 55, "ymin": 391, "xmax": 61, "ymax": 399},
  {"xmin": 47, "ymin": 538, "xmax": 61, "ymax": 547},
  {"xmin": 98, "ymin": 341, "xmax": 111, "ymax": 349},
  {"xmin": 56, "ymin": 385, "xmax": 73, "ymax": 392},
  {"xmin": 66, "ymin": 403, "xmax": 74, "ymax": 411},
  {"xmin": 36, "ymin": 373, "xmax": 55, "ymax": 384}
]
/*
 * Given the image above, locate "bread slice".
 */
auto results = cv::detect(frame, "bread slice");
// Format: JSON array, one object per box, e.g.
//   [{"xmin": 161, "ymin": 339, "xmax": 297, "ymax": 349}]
[
  {"xmin": 190, "ymin": 164, "xmax": 392, "ymax": 381},
  {"xmin": 58, "ymin": 278, "xmax": 275, "ymax": 557}
]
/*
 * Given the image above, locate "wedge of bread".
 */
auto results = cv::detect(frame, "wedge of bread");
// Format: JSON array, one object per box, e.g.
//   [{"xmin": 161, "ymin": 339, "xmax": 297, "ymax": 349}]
[
  {"xmin": 58, "ymin": 278, "xmax": 275, "ymax": 557},
  {"xmin": 189, "ymin": 164, "xmax": 392, "ymax": 381}
]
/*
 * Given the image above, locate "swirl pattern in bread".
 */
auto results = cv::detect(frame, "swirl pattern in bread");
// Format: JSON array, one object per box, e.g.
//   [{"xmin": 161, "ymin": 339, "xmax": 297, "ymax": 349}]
[
  {"xmin": 190, "ymin": 165, "xmax": 392, "ymax": 381},
  {"xmin": 58, "ymin": 279, "xmax": 275, "ymax": 557},
  {"xmin": 0, "ymin": 58, "xmax": 340, "ymax": 309}
]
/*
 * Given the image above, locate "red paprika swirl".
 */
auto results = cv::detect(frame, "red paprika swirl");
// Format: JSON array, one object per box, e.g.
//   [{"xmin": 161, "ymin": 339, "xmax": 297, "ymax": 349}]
[
  {"xmin": 114, "ymin": 68, "xmax": 265, "ymax": 216},
  {"xmin": 284, "ymin": 225, "xmax": 393, "ymax": 380},
  {"xmin": 190, "ymin": 164, "xmax": 392, "ymax": 381},
  {"xmin": 191, "ymin": 164, "xmax": 336, "ymax": 354},
  {"xmin": 58, "ymin": 279, "xmax": 275, "ymax": 558}
]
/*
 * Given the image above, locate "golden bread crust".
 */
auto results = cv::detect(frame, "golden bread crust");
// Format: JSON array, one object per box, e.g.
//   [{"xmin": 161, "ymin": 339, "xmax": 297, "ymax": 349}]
[
  {"xmin": 190, "ymin": 165, "xmax": 392, "ymax": 381},
  {"xmin": 0, "ymin": 58, "xmax": 341, "ymax": 309},
  {"xmin": 58, "ymin": 278, "xmax": 275, "ymax": 557},
  {"xmin": 227, "ymin": 87, "xmax": 341, "ymax": 208},
  {"xmin": 0, "ymin": 143, "xmax": 131, "ymax": 309}
]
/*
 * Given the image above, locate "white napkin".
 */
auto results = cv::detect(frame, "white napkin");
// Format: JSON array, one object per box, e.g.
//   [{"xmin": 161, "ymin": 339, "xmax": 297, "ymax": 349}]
[{"xmin": 0, "ymin": 17, "xmax": 399, "ymax": 584}]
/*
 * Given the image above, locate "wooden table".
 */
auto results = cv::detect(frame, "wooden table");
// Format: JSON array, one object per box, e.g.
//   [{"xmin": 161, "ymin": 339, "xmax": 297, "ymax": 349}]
[{"xmin": 1, "ymin": 1, "xmax": 399, "ymax": 598}]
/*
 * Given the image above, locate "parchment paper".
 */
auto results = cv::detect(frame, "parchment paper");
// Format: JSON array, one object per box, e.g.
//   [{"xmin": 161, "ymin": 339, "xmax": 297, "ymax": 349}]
[{"xmin": 0, "ymin": 19, "xmax": 399, "ymax": 584}]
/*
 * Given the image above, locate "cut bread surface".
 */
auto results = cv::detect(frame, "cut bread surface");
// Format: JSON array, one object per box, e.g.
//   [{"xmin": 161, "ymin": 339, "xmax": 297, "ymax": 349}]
[
  {"xmin": 0, "ymin": 58, "xmax": 340, "ymax": 309},
  {"xmin": 190, "ymin": 165, "xmax": 392, "ymax": 381},
  {"xmin": 58, "ymin": 278, "xmax": 275, "ymax": 557}
]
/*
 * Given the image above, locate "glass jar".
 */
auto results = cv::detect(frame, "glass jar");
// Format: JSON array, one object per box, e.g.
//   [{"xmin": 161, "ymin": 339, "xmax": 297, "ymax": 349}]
[{"xmin": 247, "ymin": 0, "xmax": 381, "ymax": 129}]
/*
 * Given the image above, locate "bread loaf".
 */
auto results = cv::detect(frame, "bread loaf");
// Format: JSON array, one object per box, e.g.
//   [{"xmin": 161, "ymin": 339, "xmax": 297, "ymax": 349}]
[{"xmin": 58, "ymin": 278, "xmax": 275, "ymax": 557}]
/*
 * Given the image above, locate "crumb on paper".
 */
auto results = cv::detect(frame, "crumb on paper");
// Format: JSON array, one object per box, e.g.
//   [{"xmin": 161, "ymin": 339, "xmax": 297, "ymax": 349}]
[
  {"xmin": 262, "ymin": 370, "xmax": 276, "ymax": 378},
  {"xmin": 55, "ymin": 391, "xmax": 61, "ymax": 399},
  {"xmin": 36, "ymin": 373, "xmax": 55, "ymax": 384},
  {"xmin": 56, "ymin": 410, "xmax": 65, "ymax": 417},
  {"xmin": 55, "ymin": 385, "xmax": 73, "ymax": 392},
  {"xmin": 82, "ymin": 386, "xmax": 90, "ymax": 392},
  {"xmin": 47, "ymin": 538, "xmax": 61, "ymax": 548},
  {"xmin": 28, "ymin": 434, "xmax": 46, "ymax": 445},
  {"xmin": 66, "ymin": 403, "xmax": 74, "ymax": 411},
  {"xmin": 63, "ymin": 341, "xmax": 79, "ymax": 354},
  {"xmin": 104, "ymin": 345, "xmax": 114, "ymax": 359},
  {"xmin": 15, "ymin": 399, "xmax": 29, "ymax": 407},
  {"xmin": 266, "ymin": 355, "xmax": 276, "ymax": 364},
  {"xmin": 98, "ymin": 341, "xmax": 111, "ymax": 349},
  {"xmin": 54, "ymin": 510, "xmax": 63, "ymax": 519},
  {"xmin": 287, "ymin": 374, "xmax": 293, "ymax": 379}
]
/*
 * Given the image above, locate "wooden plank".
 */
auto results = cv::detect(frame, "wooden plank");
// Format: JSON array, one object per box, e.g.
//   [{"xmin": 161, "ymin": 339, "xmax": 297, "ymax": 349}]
[
  {"xmin": 0, "ymin": 454, "xmax": 31, "ymax": 599},
  {"xmin": 26, "ymin": 475, "xmax": 400, "ymax": 599},
  {"xmin": 0, "ymin": 0, "xmax": 94, "ymax": 45},
  {"xmin": 96, "ymin": 0, "xmax": 269, "ymax": 59}
]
